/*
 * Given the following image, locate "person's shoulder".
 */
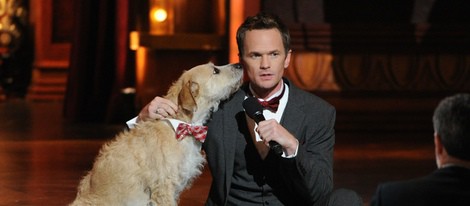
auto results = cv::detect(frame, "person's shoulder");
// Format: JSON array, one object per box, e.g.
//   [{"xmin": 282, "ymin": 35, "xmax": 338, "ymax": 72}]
[
  {"xmin": 376, "ymin": 174, "xmax": 434, "ymax": 196},
  {"xmin": 215, "ymin": 87, "xmax": 245, "ymax": 109},
  {"xmin": 288, "ymin": 83, "xmax": 334, "ymax": 111},
  {"xmin": 378, "ymin": 179, "xmax": 418, "ymax": 191},
  {"xmin": 372, "ymin": 179, "xmax": 420, "ymax": 206},
  {"xmin": 437, "ymin": 165, "xmax": 470, "ymax": 176},
  {"xmin": 373, "ymin": 172, "xmax": 470, "ymax": 206}
]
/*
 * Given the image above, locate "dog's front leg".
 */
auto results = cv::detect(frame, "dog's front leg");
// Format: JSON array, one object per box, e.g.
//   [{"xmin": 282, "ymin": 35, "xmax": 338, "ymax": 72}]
[
  {"xmin": 149, "ymin": 184, "xmax": 177, "ymax": 206},
  {"xmin": 145, "ymin": 187, "xmax": 157, "ymax": 206}
]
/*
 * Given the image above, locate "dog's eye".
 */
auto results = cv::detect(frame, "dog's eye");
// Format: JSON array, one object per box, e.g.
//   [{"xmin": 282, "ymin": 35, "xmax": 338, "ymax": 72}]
[{"xmin": 213, "ymin": 67, "xmax": 220, "ymax": 74}]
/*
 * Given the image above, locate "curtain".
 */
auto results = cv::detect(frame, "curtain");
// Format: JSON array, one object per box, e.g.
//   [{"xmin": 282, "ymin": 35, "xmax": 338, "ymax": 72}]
[{"xmin": 64, "ymin": 0, "xmax": 134, "ymax": 123}]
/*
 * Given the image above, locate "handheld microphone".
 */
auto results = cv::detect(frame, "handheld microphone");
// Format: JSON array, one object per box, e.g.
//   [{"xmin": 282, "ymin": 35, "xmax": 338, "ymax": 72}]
[{"xmin": 242, "ymin": 97, "xmax": 283, "ymax": 156}]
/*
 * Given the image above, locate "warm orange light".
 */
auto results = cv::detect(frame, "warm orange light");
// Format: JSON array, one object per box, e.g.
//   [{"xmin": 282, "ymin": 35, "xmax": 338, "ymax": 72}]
[
  {"xmin": 151, "ymin": 8, "xmax": 168, "ymax": 22},
  {"xmin": 129, "ymin": 31, "xmax": 139, "ymax": 50},
  {"xmin": 229, "ymin": 1, "xmax": 244, "ymax": 63},
  {"xmin": 149, "ymin": 0, "xmax": 174, "ymax": 35},
  {"xmin": 136, "ymin": 47, "xmax": 148, "ymax": 95}
]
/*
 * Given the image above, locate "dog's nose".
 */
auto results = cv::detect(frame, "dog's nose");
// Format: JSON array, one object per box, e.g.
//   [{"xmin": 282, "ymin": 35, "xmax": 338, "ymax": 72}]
[{"xmin": 234, "ymin": 63, "xmax": 243, "ymax": 70}]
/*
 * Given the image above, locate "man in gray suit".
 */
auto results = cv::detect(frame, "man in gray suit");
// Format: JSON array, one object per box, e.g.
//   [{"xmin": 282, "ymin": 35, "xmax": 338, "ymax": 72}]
[
  {"xmin": 370, "ymin": 93, "xmax": 470, "ymax": 206},
  {"xmin": 133, "ymin": 12, "xmax": 361, "ymax": 206}
]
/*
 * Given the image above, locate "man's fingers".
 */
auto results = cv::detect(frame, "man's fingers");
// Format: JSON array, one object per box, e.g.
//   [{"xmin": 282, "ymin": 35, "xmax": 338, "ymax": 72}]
[
  {"xmin": 154, "ymin": 104, "xmax": 176, "ymax": 118},
  {"xmin": 159, "ymin": 99, "xmax": 178, "ymax": 117},
  {"xmin": 139, "ymin": 96, "xmax": 178, "ymax": 122}
]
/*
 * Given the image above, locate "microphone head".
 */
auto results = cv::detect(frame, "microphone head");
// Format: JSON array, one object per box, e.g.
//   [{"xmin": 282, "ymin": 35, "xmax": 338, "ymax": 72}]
[{"xmin": 243, "ymin": 97, "xmax": 264, "ymax": 120}]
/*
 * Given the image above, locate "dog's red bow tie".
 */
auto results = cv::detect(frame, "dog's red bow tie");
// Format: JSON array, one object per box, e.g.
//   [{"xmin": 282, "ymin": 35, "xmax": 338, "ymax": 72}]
[{"xmin": 176, "ymin": 123, "xmax": 208, "ymax": 143}]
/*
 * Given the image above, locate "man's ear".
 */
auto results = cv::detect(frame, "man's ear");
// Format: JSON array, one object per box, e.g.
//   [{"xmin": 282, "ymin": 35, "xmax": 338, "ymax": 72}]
[
  {"xmin": 434, "ymin": 132, "xmax": 445, "ymax": 168},
  {"xmin": 178, "ymin": 80, "xmax": 199, "ymax": 116},
  {"xmin": 284, "ymin": 49, "xmax": 292, "ymax": 69},
  {"xmin": 434, "ymin": 132, "xmax": 443, "ymax": 155}
]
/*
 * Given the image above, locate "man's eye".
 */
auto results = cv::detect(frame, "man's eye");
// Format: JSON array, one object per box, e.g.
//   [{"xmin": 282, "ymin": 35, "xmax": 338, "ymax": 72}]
[{"xmin": 213, "ymin": 67, "xmax": 220, "ymax": 74}]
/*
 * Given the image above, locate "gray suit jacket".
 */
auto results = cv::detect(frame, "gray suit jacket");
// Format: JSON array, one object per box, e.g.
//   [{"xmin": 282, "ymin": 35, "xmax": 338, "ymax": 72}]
[{"xmin": 203, "ymin": 79, "xmax": 336, "ymax": 205}]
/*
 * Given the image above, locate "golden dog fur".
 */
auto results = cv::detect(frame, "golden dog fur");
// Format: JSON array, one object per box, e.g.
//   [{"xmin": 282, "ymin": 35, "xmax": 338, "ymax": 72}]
[{"xmin": 70, "ymin": 62, "xmax": 243, "ymax": 206}]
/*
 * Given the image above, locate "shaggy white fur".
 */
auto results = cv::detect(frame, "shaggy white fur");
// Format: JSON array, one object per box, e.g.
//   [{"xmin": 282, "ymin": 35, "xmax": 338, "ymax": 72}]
[{"xmin": 69, "ymin": 62, "xmax": 243, "ymax": 206}]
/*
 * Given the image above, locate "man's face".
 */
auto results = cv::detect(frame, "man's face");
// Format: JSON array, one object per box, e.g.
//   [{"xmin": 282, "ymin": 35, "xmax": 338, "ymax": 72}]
[{"xmin": 239, "ymin": 29, "xmax": 291, "ymax": 98}]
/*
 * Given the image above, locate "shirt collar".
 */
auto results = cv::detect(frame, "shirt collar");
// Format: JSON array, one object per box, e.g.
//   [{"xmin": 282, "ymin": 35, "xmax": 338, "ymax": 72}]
[{"xmin": 248, "ymin": 79, "xmax": 285, "ymax": 101}]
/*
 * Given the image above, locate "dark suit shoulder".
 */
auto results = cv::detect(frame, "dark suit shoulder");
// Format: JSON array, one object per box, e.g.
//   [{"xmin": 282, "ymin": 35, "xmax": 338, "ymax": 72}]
[
  {"xmin": 287, "ymin": 83, "xmax": 335, "ymax": 113},
  {"xmin": 372, "ymin": 167, "xmax": 470, "ymax": 206}
]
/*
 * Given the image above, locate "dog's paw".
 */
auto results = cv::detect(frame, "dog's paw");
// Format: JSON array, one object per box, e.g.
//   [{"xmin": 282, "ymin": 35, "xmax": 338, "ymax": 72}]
[
  {"xmin": 145, "ymin": 187, "xmax": 156, "ymax": 206},
  {"xmin": 145, "ymin": 187, "xmax": 152, "ymax": 197}
]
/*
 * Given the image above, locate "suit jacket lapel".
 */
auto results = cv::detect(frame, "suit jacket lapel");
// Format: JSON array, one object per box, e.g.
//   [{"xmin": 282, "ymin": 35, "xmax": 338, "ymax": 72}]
[
  {"xmin": 222, "ymin": 89, "xmax": 246, "ymax": 197},
  {"xmin": 280, "ymin": 80, "xmax": 305, "ymax": 138}
]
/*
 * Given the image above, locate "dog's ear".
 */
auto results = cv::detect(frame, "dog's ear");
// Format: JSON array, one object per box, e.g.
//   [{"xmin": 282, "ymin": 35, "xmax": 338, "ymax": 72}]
[{"xmin": 178, "ymin": 80, "xmax": 199, "ymax": 118}]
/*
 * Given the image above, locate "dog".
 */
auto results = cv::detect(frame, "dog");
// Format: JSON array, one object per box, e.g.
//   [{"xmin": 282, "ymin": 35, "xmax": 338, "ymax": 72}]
[{"xmin": 70, "ymin": 62, "xmax": 243, "ymax": 206}]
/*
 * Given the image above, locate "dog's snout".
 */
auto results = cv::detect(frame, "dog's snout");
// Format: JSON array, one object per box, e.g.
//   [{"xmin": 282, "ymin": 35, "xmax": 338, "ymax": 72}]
[{"xmin": 234, "ymin": 63, "xmax": 243, "ymax": 70}]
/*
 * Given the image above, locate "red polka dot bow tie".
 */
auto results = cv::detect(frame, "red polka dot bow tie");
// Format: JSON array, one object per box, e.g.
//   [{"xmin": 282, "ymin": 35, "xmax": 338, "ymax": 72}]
[{"xmin": 176, "ymin": 123, "xmax": 208, "ymax": 143}]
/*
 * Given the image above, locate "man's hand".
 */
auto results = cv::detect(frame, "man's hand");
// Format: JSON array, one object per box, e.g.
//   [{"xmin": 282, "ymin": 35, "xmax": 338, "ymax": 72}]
[
  {"xmin": 257, "ymin": 119, "xmax": 298, "ymax": 156},
  {"xmin": 137, "ymin": 96, "xmax": 178, "ymax": 122}
]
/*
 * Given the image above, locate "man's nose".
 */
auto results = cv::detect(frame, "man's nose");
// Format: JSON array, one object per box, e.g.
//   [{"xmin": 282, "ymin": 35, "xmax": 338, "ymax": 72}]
[{"xmin": 260, "ymin": 55, "xmax": 270, "ymax": 69}]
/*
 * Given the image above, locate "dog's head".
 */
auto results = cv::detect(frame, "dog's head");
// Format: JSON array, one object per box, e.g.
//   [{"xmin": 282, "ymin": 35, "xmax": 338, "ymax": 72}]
[{"xmin": 165, "ymin": 62, "xmax": 243, "ymax": 124}]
